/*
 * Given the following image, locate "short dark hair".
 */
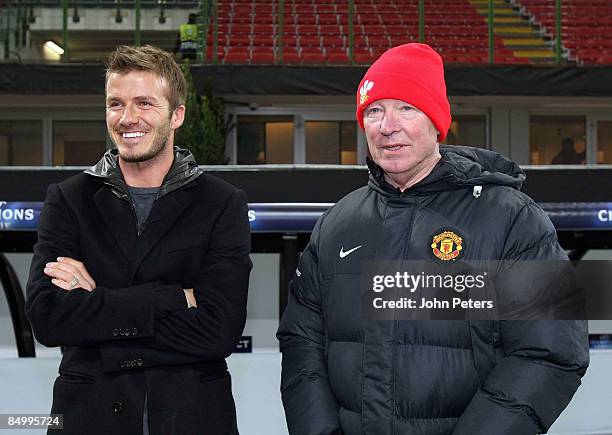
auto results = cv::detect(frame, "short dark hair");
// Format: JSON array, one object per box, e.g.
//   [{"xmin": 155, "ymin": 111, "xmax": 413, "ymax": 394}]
[{"xmin": 106, "ymin": 45, "xmax": 186, "ymax": 110}]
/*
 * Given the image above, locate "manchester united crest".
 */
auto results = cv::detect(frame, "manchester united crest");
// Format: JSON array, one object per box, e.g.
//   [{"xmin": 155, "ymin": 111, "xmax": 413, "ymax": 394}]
[{"xmin": 431, "ymin": 230, "xmax": 463, "ymax": 261}]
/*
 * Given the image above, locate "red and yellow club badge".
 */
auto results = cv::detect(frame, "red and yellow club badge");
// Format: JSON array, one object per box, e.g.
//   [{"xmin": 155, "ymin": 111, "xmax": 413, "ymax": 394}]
[
  {"xmin": 359, "ymin": 80, "xmax": 374, "ymax": 105},
  {"xmin": 431, "ymin": 230, "xmax": 463, "ymax": 261}
]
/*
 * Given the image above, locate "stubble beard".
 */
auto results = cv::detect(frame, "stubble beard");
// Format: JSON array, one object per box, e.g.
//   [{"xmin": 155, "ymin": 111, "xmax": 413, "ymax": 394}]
[{"xmin": 113, "ymin": 119, "xmax": 173, "ymax": 164}]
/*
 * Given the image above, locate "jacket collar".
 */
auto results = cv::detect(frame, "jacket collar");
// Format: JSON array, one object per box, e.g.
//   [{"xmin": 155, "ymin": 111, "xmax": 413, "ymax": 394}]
[
  {"xmin": 367, "ymin": 145, "xmax": 525, "ymax": 198},
  {"xmin": 84, "ymin": 147, "xmax": 203, "ymax": 199},
  {"xmin": 366, "ymin": 155, "xmax": 454, "ymax": 198}
]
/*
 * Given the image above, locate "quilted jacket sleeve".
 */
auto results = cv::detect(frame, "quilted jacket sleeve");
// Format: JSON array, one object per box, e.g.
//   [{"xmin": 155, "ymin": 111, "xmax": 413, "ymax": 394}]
[
  {"xmin": 452, "ymin": 202, "xmax": 590, "ymax": 435},
  {"xmin": 277, "ymin": 215, "xmax": 341, "ymax": 435}
]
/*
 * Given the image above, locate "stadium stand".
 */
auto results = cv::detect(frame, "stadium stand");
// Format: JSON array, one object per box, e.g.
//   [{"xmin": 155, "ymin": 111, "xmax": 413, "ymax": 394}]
[
  {"xmin": 0, "ymin": 0, "xmax": 610, "ymax": 65},
  {"xmin": 202, "ymin": 0, "xmax": 563, "ymax": 65},
  {"xmin": 517, "ymin": 0, "xmax": 612, "ymax": 65}
]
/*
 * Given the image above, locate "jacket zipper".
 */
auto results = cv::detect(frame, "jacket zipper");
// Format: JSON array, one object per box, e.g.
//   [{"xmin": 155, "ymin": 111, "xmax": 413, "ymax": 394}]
[
  {"xmin": 109, "ymin": 185, "xmax": 142, "ymax": 237},
  {"xmin": 391, "ymin": 317, "xmax": 398, "ymax": 435},
  {"xmin": 391, "ymin": 199, "xmax": 417, "ymax": 435},
  {"xmin": 130, "ymin": 201, "xmax": 142, "ymax": 237},
  {"xmin": 121, "ymin": 195, "xmax": 143, "ymax": 237}
]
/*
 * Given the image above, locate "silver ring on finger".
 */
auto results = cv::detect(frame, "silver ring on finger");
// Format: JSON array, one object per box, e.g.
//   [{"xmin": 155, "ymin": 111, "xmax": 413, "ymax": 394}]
[{"xmin": 69, "ymin": 276, "xmax": 79, "ymax": 289}]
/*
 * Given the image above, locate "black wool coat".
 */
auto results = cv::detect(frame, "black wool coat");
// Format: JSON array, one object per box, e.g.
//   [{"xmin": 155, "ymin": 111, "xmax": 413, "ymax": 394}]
[{"xmin": 26, "ymin": 148, "xmax": 252, "ymax": 435}]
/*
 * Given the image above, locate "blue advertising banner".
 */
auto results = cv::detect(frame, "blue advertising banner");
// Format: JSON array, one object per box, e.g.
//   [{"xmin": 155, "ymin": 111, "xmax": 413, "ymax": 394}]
[
  {"xmin": 540, "ymin": 202, "xmax": 612, "ymax": 231},
  {"xmin": 0, "ymin": 201, "xmax": 41, "ymax": 231},
  {"xmin": 1, "ymin": 201, "xmax": 611, "ymax": 233},
  {"xmin": 248, "ymin": 203, "xmax": 333, "ymax": 233}
]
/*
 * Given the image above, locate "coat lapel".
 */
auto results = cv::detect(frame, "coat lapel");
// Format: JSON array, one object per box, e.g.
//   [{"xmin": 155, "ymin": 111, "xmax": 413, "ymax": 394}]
[
  {"xmin": 93, "ymin": 186, "xmax": 139, "ymax": 262},
  {"xmin": 128, "ymin": 184, "xmax": 197, "ymax": 279}
]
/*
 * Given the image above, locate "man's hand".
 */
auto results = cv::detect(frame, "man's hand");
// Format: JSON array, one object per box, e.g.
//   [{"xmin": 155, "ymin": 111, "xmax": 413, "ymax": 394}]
[
  {"xmin": 44, "ymin": 257, "xmax": 96, "ymax": 292},
  {"xmin": 184, "ymin": 288, "xmax": 197, "ymax": 308}
]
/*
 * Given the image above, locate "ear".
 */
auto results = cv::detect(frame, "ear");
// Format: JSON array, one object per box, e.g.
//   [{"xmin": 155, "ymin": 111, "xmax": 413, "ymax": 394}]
[{"xmin": 171, "ymin": 105, "xmax": 186, "ymax": 130}]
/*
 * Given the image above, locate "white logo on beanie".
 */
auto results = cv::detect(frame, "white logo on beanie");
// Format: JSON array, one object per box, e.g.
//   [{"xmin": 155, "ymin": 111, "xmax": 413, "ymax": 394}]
[{"xmin": 360, "ymin": 80, "xmax": 374, "ymax": 105}]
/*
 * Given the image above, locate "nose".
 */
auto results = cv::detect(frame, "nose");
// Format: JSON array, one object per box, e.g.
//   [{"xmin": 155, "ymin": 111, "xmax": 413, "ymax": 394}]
[
  {"xmin": 378, "ymin": 110, "xmax": 400, "ymax": 136},
  {"xmin": 119, "ymin": 104, "xmax": 138, "ymax": 126}
]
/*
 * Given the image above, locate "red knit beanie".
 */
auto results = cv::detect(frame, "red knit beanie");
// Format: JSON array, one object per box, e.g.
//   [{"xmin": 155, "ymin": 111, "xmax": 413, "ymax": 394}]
[{"xmin": 356, "ymin": 43, "xmax": 451, "ymax": 141}]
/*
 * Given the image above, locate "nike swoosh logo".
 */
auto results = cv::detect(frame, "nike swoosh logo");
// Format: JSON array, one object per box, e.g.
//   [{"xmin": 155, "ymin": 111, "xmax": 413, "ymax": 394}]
[{"xmin": 339, "ymin": 245, "xmax": 363, "ymax": 258}]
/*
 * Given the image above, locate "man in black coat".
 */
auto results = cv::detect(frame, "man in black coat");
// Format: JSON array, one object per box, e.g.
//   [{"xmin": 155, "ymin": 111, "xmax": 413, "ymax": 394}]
[
  {"xmin": 26, "ymin": 45, "xmax": 252, "ymax": 434},
  {"xmin": 277, "ymin": 43, "xmax": 589, "ymax": 435}
]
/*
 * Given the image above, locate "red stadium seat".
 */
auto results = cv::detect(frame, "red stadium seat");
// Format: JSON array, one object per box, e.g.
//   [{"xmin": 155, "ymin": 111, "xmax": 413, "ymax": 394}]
[
  {"xmin": 279, "ymin": 46, "xmax": 301, "ymax": 64},
  {"xmin": 368, "ymin": 36, "xmax": 390, "ymax": 48},
  {"xmin": 321, "ymin": 35, "xmax": 345, "ymax": 47},
  {"xmin": 224, "ymin": 49, "xmax": 250, "ymax": 64},
  {"xmin": 282, "ymin": 35, "xmax": 300, "ymax": 47},
  {"xmin": 319, "ymin": 24, "xmax": 342, "ymax": 36},
  {"xmin": 327, "ymin": 52, "xmax": 350, "ymax": 64},
  {"xmin": 318, "ymin": 14, "xmax": 339, "ymax": 25},
  {"xmin": 358, "ymin": 15, "xmax": 382, "ymax": 25},
  {"xmin": 300, "ymin": 35, "xmax": 321, "ymax": 47},
  {"xmin": 326, "ymin": 47, "xmax": 347, "ymax": 56},
  {"xmin": 386, "ymin": 25, "xmax": 408, "ymax": 36},
  {"xmin": 298, "ymin": 24, "xmax": 319, "ymax": 35},
  {"xmin": 206, "ymin": 48, "xmax": 226, "ymax": 62},
  {"xmin": 363, "ymin": 24, "xmax": 387, "ymax": 35},
  {"xmin": 203, "ymin": 0, "xmax": 601, "ymax": 66},
  {"xmin": 301, "ymin": 47, "xmax": 326, "ymax": 64},
  {"xmin": 522, "ymin": 0, "xmax": 612, "ymax": 64},
  {"xmin": 231, "ymin": 24, "xmax": 251, "ymax": 35},
  {"xmin": 317, "ymin": 4, "xmax": 336, "ymax": 14},
  {"xmin": 354, "ymin": 51, "xmax": 374, "ymax": 64},
  {"xmin": 389, "ymin": 35, "xmax": 415, "ymax": 46},
  {"xmin": 252, "ymin": 35, "xmax": 275, "ymax": 47},
  {"xmin": 227, "ymin": 35, "xmax": 250, "ymax": 47},
  {"xmin": 251, "ymin": 48, "xmax": 276, "ymax": 64},
  {"xmin": 252, "ymin": 24, "xmax": 274, "ymax": 35}
]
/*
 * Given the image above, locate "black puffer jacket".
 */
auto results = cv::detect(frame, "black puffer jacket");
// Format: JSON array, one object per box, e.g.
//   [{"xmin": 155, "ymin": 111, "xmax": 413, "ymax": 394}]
[{"xmin": 277, "ymin": 146, "xmax": 589, "ymax": 435}]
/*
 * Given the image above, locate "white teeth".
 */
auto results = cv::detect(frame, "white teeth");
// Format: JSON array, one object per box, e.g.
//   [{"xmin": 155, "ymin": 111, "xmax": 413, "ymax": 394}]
[{"xmin": 122, "ymin": 132, "xmax": 145, "ymax": 138}]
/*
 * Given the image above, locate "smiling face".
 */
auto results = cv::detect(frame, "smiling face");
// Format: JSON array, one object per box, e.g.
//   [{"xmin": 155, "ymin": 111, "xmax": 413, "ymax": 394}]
[
  {"xmin": 105, "ymin": 70, "xmax": 184, "ymax": 164},
  {"xmin": 363, "ymin": 98, "xmax": 441, "ymax": 190}
]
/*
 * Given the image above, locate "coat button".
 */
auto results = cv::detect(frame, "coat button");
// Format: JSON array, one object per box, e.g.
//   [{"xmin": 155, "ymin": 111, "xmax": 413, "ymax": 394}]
[
  {"xmin": 131, "ymin": 328, "xmax": 138, "ymax": 336},
  {"xmin": 112, "ymin": 402, "xmax": 123, "ymax": 414}
]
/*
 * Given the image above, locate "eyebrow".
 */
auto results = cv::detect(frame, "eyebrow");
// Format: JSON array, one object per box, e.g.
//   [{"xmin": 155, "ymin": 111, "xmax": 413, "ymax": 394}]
[
  {"xmin": 134, "ymin": 95, "xmax": 160, "ymax": 102},
  {"xmin": 105, "ymin": 95, "xmax": 161, "ymax": 103}
]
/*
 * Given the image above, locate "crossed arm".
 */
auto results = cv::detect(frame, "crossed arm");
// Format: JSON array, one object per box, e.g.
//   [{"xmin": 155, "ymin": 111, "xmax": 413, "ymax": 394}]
[
  {"xmin": 26, "ymin": 183, "xmax": 251, "ymax": 371},
  {"xmin": 43, "ymin": 256, "xmax": 196, "ymax": 307}
]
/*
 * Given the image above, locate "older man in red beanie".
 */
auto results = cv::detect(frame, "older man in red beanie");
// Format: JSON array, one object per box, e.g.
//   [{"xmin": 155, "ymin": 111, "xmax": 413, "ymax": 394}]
[{"xmin": 278, "ymin": 43, "xmax": 588, "ymax": 435}]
